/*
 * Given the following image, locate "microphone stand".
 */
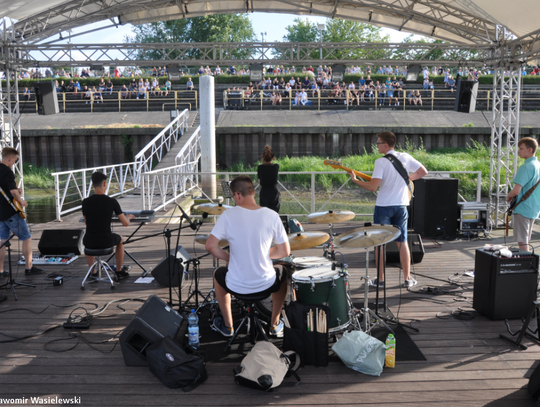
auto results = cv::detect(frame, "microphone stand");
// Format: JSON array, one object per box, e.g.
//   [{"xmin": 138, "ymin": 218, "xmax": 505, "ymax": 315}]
[{"xmin": 0, "ymin": 233, "xmax": 35, "ymax": 300}]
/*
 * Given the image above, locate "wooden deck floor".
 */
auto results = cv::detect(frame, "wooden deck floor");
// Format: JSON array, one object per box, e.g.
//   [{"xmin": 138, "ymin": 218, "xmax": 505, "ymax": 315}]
[{"xmin": 0, "ymin": 210, "xmax": 539, "ymax": 407}]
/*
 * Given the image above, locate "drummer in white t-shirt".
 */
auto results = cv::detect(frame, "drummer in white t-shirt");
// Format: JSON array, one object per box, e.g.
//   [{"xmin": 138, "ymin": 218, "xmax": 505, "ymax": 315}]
[{"xmin": 206, "ymin": 175, "xmax": 291, "ymax": 338}]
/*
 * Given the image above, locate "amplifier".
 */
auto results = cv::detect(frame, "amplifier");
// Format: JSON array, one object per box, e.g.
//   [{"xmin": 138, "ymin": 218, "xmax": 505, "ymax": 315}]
[
  {"xmin": 473, "ymin": 249, "xmax": 538, "ymax": 320},
  {"xmin": 386, "ymin": 234, "xmax": 425, "ymax": 264},
  {"xmin": 38, "ymin": 229, "xmax": 84, "ymax": 255}
]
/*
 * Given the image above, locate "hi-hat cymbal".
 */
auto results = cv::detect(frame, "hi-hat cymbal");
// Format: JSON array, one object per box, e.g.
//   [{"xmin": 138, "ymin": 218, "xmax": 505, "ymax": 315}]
[
  {"xmin": 334, "ymin": 225, "xmax": 401, "ymax": 249},
  {"xmin": 193, "ymin": 203, "xmax": 233, "ymax": 215},
  {"xmin": 288, "ymin": 231, "xmax": 330, "ymax": 251},
  {"xmin": 307, "ymin": 210, "xmax": 355, "ymax": 224},
  {"xmin": 194, "ymin": 234, "xmax": 229, "ymax": 248}
]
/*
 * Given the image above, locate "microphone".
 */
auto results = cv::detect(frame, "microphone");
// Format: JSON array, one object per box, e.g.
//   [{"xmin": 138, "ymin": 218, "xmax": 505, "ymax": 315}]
[{"xmin": 178, "ymin": 205, "xmax": 198, "ymax": 230}]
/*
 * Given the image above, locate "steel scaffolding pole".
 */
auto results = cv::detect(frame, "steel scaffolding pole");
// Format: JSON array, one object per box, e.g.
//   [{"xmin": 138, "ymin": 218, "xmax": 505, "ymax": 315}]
[
  {"xmin": 488, "ymin": 26, "xmax": 522, "ymax": 229},
  {"xmin": 1, "ymin": 19, "xmax": 24, "ymax": 193}
]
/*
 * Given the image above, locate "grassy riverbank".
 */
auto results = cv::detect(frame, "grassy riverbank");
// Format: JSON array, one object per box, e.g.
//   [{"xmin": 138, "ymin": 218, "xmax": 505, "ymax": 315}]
[{"xmin": 231, "ymin": 141, "xmax": 506, "ymax": 201}]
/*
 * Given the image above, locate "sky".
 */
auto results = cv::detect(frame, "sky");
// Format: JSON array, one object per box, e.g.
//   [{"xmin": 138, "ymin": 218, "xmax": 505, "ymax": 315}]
[{"xmin": 59, "ymin": 12, "xmax": 412, "ymax": 46}]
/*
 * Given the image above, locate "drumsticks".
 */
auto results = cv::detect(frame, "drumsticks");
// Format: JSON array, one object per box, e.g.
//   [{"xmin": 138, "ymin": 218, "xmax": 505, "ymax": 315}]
[{"xmin": 307, "ymin": 308, "xmax": 327, "ymax": 333}]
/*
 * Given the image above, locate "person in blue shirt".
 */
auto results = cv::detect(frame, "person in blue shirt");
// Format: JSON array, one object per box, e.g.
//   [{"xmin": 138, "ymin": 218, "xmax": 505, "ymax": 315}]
[
  {"xmin": 358, "ymin": 76, "xmax": 366, "ymax": 87},
  {"xmin": 507, "ymin": 137, "xmax": 540, "ymax": 251}
]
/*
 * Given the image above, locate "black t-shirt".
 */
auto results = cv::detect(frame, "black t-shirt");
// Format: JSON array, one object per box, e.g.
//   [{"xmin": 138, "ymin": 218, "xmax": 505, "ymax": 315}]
[
  {"xmin": 257, "ymin": 163, "xmax": 279, "ymax": 188},
  {"xmin": 82, "ymin": 194, "xmax": 123, "ymax": 248},
  {"xmin": 0, "ymin": 163, "xmax": 17, "ymax": 221}
]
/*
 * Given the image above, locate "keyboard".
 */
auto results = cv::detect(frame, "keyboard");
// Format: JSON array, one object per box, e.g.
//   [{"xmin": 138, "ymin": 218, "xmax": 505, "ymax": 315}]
[
  {"xmin": 112, "ymin": 210, "xmax": 155, "ymax": 223},
  {"xmin": 18, "ymin": 255, "xmax": 79, "ymax": 266}
]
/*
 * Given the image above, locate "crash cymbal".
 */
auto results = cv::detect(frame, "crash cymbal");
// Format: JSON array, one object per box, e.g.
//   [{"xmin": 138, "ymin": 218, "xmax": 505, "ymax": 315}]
[
  {"xmin": 307, "ymin": 210, "xmax": 355, "ymax": 224},
  {"xmin": 334, "ymin": 225, "xmax": 401, "ymax": 249},
  {"xmin": 288, "ymin": 231, "xmax": 330, "ymax": 251},
  {"xmin": 193, "ymin": 203, "xmax": 233, "ymax": 215},
  {"xmin": 194, "ymin": 234, "xmax": 229, "ymax": 248}
]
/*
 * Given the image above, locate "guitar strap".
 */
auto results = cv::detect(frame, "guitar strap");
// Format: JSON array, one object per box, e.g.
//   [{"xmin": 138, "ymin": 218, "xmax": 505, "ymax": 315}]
[
  {"xmin": 383, "ymin": 154, "xmax": 413, "ymax": 197},
  {"xmin": 508, "ymin": 177, "xmax": 540, "ymax": 216}
]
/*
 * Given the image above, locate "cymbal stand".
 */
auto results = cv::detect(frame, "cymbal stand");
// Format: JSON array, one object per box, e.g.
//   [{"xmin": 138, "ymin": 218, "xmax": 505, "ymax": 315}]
[
  {"xmin": 181, "ymin": 251, "xmax": 215, "ymax": 312},
  {"xmin": 0, "ymin": 233, "xmax": 35, "ymax": 300},
  {"xmin": 359, "ymin": 246, "xmax": 393, "ymax": 334},
  {"xmin": 323, "ymin": 223, "xmax": 337, "ymax": 260},
  {"xmin": 341, "ymin": 264, "xmax": 362, "ymax": 331}
]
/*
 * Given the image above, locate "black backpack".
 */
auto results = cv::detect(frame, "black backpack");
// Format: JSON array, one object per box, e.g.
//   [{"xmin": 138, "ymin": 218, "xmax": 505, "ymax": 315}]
[{"xmin": 146, "ymin": 336, "xmax": 207, "ymax": 391}]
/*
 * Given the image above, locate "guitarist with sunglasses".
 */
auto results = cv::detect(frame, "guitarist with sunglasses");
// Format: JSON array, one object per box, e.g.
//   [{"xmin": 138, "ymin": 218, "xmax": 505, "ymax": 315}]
[
  {"xmin": 348, "ymin": 131, "xmax": 428, "ymax": 289},
  {"xmin": 0, "ymin": 147, "xmax": 44, "ymax": 277},
  {"xmin": 506, "ymin": 137, "xmax": 540, "ymax": 251}
]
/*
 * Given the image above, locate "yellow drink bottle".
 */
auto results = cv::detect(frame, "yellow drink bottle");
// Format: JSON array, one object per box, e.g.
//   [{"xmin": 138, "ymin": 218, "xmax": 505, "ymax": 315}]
[{"xmin": 385, "ymin": 333, "xmax": 396, "ymax": 368}]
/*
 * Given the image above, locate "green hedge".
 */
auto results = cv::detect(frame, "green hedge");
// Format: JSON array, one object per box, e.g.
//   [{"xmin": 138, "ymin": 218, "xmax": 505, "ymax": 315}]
[{"xmin": 5, "ymin": 73, "xmax": 540, "ymax": 88}]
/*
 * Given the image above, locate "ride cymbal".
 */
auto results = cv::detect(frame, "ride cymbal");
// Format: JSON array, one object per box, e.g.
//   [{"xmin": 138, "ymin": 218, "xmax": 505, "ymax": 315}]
[
  {"xmin": 193, "ymin": 203, "xmax": 233, "ymax": 215},
  {"xmin": 334, "ymin": 225, "xmax": 401, "ymax": 249},
  {"xmin": 288, "ymin": 231, "xmax": 330, "ymax": 251},
  {"xmin": 307, "ymin": 210, "xmax": 355, "ymax": 224}
]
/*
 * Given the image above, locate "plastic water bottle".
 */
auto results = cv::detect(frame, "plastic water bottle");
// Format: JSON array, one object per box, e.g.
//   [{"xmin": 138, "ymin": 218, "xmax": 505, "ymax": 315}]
[
  {"xmin": 187, "ymin": 309, "xmax": 200, "ymax": 348},
  {"xmin": 385, "ymin": 333, "xmax": 396, "ymax": 368}
]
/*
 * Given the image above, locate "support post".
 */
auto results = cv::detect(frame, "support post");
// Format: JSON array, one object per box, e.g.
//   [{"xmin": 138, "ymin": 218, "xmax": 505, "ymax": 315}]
[{"xmin": 199, "ymin": 75, "xmax": 216, "ymax": 199}]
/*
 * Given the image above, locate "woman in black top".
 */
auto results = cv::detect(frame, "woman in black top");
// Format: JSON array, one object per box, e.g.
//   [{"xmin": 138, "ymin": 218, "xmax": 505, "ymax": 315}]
[{"xmin": 257, "ymin": 146, "xmax": 280, "ymax": 213}]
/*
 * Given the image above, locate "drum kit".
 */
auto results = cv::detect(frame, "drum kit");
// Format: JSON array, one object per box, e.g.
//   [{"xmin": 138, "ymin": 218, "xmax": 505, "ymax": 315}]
[{"xmin": 192, "ymin": 203, "xmax": 401, "ymax": 334}]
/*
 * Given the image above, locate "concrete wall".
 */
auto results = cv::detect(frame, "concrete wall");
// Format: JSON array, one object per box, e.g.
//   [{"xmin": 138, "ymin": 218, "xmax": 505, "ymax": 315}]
[
  {"xmin": 217, "ymin": 126, "xmax": 540, "ymax": 167},
  {"xmin": 21, "ymin": 129, "xmax": 156, "ymax": 170}
]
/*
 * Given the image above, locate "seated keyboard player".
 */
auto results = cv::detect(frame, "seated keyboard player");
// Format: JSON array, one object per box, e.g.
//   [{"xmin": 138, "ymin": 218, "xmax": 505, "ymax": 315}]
[{"xmin": 82, "ymin": 172, "xmax": 135, "ymax": 280}]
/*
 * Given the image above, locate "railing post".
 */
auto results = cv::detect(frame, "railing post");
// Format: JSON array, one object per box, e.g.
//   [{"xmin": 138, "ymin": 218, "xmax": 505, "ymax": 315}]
[
  {"xmin": 431, "ymin": 89, "xmax": 434, "ymax": 111},
  {"xmin": 311, "ymin": 172, "xmax": 315, "ymax": 213},
  {"xmin": 54, "ymin": 173, "xmax": 61, "ymax": 221},
  {"xmin": 477, "ymin": 172, "xmax": 481, "ymax": 202},
  {"xmin": 146, "ymin": 91, "xmax": 149, "ymax": 111}
]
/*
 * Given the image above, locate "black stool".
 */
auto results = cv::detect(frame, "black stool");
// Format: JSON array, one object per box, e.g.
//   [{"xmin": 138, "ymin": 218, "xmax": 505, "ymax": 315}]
[
  {"xmin": 81, "ymin": 247, "xmax": 116, "ymax": 290},
  {"xmin": 225, "ymin": 292, "xmax": 270, "ymax": 352}
]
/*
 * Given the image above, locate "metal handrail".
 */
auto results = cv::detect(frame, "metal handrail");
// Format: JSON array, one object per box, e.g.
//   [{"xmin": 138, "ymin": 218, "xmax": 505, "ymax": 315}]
[
  {"xmin": 140, "ymin": 169, "xmax": 483, "ymax": 214},
  {"xmin": 51, "ymin": 162, "xmax": 137, "ymax": 220},
  {"xmin": 140, "ymin": 126, "xmax": 202, "ymax": 211},
  {"xmin": 51, "ymin": 109, "xmax": 191, "ymax": 220},
  {"xmin": 132, "ymin": 108, "xmax": 190, "ymax": 186}
]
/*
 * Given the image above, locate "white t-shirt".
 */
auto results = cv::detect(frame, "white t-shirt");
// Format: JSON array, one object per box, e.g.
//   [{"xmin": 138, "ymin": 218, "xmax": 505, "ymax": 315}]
[
  {"xmin": 372, "ymin": 150, "xmax": 422, "ymax": 206},
  {"xmin": 210, "ymin": 206, "xmax": 288, "ymax": 294}
]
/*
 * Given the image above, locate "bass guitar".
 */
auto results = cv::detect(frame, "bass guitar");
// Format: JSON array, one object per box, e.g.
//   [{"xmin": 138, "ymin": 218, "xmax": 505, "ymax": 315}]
[
  {"xmin": 0, "ymin": 186, "xmax": 26, "ymax": 219},
  {"xmin": 323, "ymin": 159, "xmax": 414, "ymax": 202},
  {"xmin": 323, "ymin": 160, "xmax": 372, "ymax": 181}
]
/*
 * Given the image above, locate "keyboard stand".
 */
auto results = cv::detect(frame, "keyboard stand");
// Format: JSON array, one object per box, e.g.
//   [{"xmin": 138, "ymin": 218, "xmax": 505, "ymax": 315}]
[{"xmin": 106, "ymin": 223, "xmax": 153, "ymax": 276}]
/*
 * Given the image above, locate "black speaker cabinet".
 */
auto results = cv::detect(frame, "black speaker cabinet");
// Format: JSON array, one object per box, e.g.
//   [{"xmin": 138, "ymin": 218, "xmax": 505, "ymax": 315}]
[
  {"xmin": 38, "ymin": 229, "xmax": 84, "ymax": 255},
  {"xmin": 151, "ymin": 246, "xmax": 190, "ymax": 287},
  {"xmin": 386, "ymin": 234, "xmax": 425, "ymax": 264},
  {"xmin": 34, "ymin": 81, "xmax": 59, "ymax": 115},
  {"xmin": 454, "ymin": 80, "xmax": 479, "ymax": 113},
  {"xmin": 119, "ymin": 295, "xmax": 184, "ymax": 366},
  {"xmin": 412, "ymin": 178, "xmax": 458, "ymax": 238},
  {"xmin": 473, "ymin": 249, "xmax": 538, "ymax": 320}
]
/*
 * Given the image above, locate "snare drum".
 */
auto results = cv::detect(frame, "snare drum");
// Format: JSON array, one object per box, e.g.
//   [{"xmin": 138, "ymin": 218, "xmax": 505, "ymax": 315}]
[
  {"xmin": 292, "ymin": 256, "xmax": 332, "ymax": 270},
  {"xmin": 292, "ymin": 266, "xmax": 350, "ymax": 332}
]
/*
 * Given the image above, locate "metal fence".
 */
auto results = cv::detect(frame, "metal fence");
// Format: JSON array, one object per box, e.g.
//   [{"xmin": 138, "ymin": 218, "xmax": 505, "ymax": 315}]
[
  {"xmin": 51, "ymin": 109, "xmax": 191, "ymax": 220},
  {"xmin": 140, "ymin": 170, "xmax": 483, "ymax": 217}
]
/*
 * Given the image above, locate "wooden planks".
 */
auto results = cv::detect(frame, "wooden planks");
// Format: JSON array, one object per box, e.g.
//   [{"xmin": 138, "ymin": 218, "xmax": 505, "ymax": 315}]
[{"xmin": 0, "ymin": 215, "xmax": 538, "ymax": 406}]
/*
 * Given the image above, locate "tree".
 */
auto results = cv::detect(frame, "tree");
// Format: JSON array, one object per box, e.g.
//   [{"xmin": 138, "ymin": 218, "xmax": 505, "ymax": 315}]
[
  {"xmin": 272, "ymin": 18, "xmax": 319, "ymax": 60},
  {"xmin": 125, "ymin": 14, "xmax": 257, "ymax": 61},
  {"xmin": 392, "ymin": 34, "xmax": 478, "ymax": 63},
  {"xmin": 274, "ymin": 17, "xmax": 389, "ymax": 62},
  {"xmin": 322, "ymin": 19, "xmax": 390, "ymax": 60}
]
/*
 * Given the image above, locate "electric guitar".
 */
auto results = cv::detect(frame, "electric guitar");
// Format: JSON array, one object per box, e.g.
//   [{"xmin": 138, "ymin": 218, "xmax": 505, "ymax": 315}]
[
  {"xmin": 0, "ymin": 186, "xmax": 26, "ymax": 219},
  {"xmin": 323, "ymin": 160, "xmax": 372, "ymax": 181},
  {"xmin": 323, "ymin": 159, "xmax": 414, "ymax": 201},
  {"xmin": 506, "ymin": 196, "xmax": 518, "ymax": 237}
]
